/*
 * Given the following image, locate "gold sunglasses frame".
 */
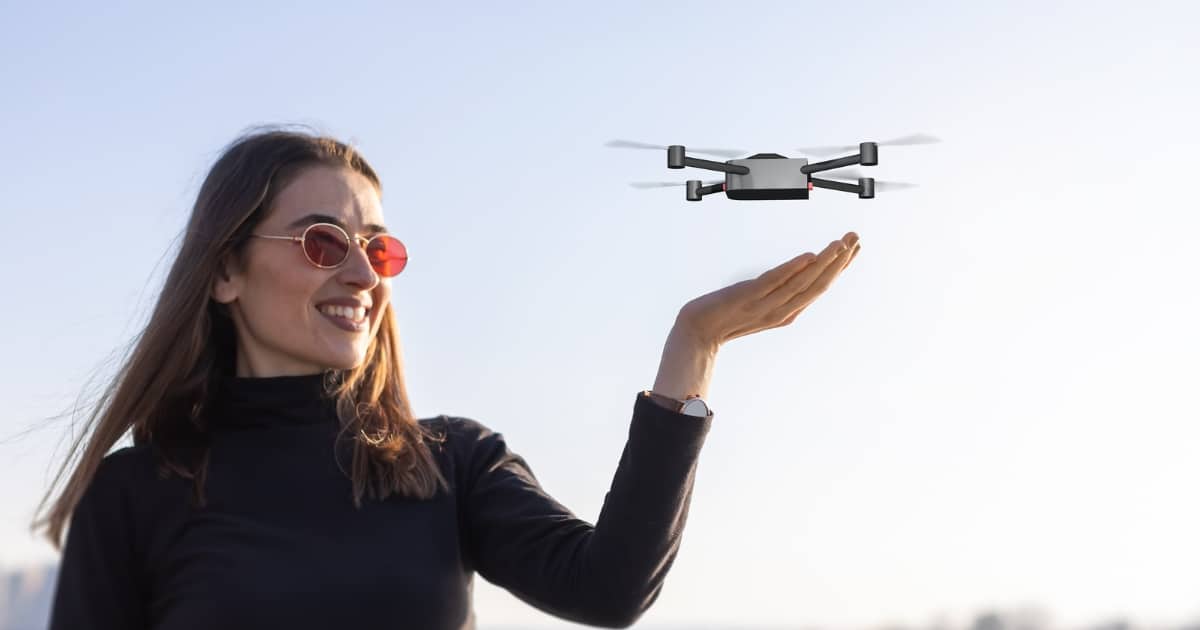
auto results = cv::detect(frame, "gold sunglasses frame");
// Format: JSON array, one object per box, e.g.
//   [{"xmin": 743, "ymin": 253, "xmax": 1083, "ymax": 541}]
[{"xmin": 248, "ymin": 222, "xmax": 407, "ymax": 276}]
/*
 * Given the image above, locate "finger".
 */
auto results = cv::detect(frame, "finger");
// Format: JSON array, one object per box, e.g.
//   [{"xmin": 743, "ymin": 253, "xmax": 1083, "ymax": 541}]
[
  {"xmin": 757, "ymin": 251, "xmax": 817, "ymax": 293},
  {"xmin": 789, "ymin": 241, "xmax": 854, "ymax": 295},
  {"xmin": 803, "ymin": 240, "xmax": 852, "ymax": 284},
  {"xmin": 758, "ymin": 238, "xmax": 850, "ymax": 299},
  {"xmin": 807, "ymin": 243, "xmax": 857, "ymax": 294},
  {"xmin": 793, "ymin": 237, "xmax": 851, "ymax": 270},
  {"xmin": 760, "ymin": 240, "xmax": 845, "ymax": 302},
  {"xmin": 765, "ymin": 246, "xmax": 852, "ymax": 324},
  {"xmin": 772, "ymin": 241, "xmax": 859, "ymax": 323}
]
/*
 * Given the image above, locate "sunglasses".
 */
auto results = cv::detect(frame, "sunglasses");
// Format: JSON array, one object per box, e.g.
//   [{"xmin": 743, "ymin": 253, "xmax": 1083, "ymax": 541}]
[{"xmin": 249, "ymin": 222, "xmax": 408, "ymax": 277}]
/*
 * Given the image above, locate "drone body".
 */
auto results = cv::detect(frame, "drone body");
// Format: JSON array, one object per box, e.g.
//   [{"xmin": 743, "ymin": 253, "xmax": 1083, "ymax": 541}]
[
  {"xmin": 668, "ymin": 142, "xmax": 879, "ymax": 201},
  {"xmin": 723, "ymin": 154, "xmax": 814, "ymax": 200},
  {"xmin": 608, "ymin": 134, "xmax": 937, "ymax": 202}
]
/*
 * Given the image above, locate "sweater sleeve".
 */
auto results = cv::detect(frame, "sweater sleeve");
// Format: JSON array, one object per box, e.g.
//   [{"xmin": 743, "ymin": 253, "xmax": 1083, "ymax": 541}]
[
  {"xmin": 459, "ymin": 392, "xmax": 713, "ymax": 628},
  {"xmin": 48, "ymin": 448, "xmax": 147, "ymax": 630}
]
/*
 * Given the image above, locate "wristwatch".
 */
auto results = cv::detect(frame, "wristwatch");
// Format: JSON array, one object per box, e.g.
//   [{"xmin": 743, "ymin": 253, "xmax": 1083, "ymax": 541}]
[{"xmin": 642, "ymin": 390, "xmax": 713, "ymax": 418}]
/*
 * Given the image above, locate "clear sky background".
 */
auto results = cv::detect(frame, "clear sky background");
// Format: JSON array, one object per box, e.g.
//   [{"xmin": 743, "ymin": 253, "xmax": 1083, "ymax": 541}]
[{"xmin": 1, "ymin": 1, "xmax": 1197, "ymax": 628}]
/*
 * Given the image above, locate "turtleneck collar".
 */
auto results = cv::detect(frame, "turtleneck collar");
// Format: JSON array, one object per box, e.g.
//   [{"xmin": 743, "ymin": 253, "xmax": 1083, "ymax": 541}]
[{"xmin": 208, "ymin": 370, "xmax": 344, "ymax": 430}]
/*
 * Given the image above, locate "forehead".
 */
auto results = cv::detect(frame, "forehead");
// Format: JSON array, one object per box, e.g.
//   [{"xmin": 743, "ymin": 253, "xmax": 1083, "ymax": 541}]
[{"xmin": 268, "ymin": 165, "xmax": 385, "ymax": 231}]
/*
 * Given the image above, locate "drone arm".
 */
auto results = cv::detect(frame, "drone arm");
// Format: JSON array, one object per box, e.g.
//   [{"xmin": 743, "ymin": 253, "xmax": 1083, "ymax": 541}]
[
  {"xmin": 676, "ymin": 156, "xmax": 749, "ymax": 175},
  {"xmin": 810, "ymin": 177, "xmax": 875, "ymax": 199},
  {"xmin": 801, "ymin": 142, "xmax": 879, "ymax": 174},
  {"xmin": 686, "ymin": 181, "xmax": 726, "ymax": 202},
  {"xmin": 666, "ymin": 145, "xmax": 749, "ymax": 174},
  {"xmin": 802, "ymin": 154, "xmax": 863, "ymax": 174}
]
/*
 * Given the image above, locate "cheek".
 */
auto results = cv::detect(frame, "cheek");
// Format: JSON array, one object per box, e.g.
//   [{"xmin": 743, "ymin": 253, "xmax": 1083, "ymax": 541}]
[
  {"xmin": 365, "ymin": 285, "xmax": 389, "ymax": 334},
  {"xmin": 246, "ymin": 266, "xmax": 320, "ymax": 328}
]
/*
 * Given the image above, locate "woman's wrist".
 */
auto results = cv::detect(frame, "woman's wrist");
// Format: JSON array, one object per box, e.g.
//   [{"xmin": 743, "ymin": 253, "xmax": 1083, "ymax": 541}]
[{"xmin": 650, "ymin": 322, "xmax": 718, "ymax": 403}]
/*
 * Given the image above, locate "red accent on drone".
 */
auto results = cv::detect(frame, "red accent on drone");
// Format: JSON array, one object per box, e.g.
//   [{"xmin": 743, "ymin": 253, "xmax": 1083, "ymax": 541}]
[{"xmin": 808, "ymin": 182, "xmax": 814, "ymax": 190}]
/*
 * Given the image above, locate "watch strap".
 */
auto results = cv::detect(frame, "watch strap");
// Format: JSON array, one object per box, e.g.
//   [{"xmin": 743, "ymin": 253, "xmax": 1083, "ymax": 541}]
[{"xmin": 642, "ymin": 390, "xmax": 711, "ymax": 417}]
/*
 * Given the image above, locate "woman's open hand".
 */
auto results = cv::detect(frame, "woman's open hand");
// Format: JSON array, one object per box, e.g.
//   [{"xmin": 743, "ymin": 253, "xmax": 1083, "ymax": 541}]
[{"xmin": 675, "ymin": 232, "xmax": 861, "ymax": 348}]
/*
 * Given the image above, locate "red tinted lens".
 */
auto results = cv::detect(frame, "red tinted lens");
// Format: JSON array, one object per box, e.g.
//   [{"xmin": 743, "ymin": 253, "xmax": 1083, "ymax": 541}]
[
  {"xmin": 366, "ymin": 235, "xmax": 407, "ymax": 277},
  {"xmin": 302, "ymin": 225, "xmax": 350, "ymax": 267}
]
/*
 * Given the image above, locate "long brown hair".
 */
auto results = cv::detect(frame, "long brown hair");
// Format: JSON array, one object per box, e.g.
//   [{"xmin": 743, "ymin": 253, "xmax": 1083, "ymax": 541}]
[{"xmin": 30, "ymin": 125, "xmax": 449, "ymax": 550}]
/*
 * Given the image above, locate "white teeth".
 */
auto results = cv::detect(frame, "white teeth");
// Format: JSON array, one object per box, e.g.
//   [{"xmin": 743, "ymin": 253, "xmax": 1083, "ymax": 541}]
[{"xmin": 318, "ymin": 305, "xmax": 367, "ymax": 322}]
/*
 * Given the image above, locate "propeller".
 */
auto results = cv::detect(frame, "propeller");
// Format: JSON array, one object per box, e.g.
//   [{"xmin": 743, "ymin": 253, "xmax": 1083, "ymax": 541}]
[
  {"xmin": 629, "ymin": 179, "xmax": 723, "ymax": 189},
  {"xmin": 817, "ymin": 168, "xmax": 919, "ymax": 191},
  {"xmin": 796, "ymin": 133, "xmax": 941, "ymax": 156},
  {"xmin": 605, "ymin": 139, "xmax": 746, "ymax": 159}
]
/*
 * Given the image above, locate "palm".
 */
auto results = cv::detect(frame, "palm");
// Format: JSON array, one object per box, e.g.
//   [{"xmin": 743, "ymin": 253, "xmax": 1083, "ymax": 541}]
[{"xmin": 677, "ymin": 233, "xmax": 860, "ymax": 346}]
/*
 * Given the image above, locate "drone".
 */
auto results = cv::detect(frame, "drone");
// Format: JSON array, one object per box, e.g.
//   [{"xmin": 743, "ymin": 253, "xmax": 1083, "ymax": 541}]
[{"xmin": 606, "ymin": 133, "xmax": 939, "ymax": 201}]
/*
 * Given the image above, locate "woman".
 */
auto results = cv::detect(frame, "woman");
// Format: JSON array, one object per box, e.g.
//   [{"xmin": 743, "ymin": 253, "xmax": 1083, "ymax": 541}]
[{"xmin": 33, "ymin": 127, "xmax": 860, "ymax": 629}]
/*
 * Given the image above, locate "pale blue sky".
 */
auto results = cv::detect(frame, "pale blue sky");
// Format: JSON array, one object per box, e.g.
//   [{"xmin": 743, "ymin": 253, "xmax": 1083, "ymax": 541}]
[{"xmin": 1, "ymin": 1, "xmax": 1197, "ymax": 628}]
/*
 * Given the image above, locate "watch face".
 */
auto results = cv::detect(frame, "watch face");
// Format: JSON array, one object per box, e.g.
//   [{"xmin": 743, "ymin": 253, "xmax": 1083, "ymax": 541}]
[{"xmin": 681, "ymin": 398, "xmax": 710, "ymax": 417}]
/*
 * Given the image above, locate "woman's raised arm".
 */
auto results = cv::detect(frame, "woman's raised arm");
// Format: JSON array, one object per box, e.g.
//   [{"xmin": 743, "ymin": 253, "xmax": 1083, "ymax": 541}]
[{"xmin": 463, "ymin": 232, "xmax": 860, "ymax": 627}]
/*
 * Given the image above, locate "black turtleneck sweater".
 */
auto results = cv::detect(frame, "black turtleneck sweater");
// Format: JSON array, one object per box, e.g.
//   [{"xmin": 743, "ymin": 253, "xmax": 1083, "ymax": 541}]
[{"xmin": 48, "ymin": 374, "xmax": 713, "ymax": 629}]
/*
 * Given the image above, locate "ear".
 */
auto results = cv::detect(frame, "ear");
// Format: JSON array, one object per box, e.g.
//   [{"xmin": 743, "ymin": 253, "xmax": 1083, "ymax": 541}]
[{"xmin": 210, "ymin": 251, "xmax": 244, "ymax": 305}]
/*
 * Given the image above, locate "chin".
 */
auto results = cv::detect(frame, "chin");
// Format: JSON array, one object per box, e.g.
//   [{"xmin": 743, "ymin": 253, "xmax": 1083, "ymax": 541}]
[
  {"xmin": 324, "ymin": 354, "xmax": 366, "ymax": 370},
  {"xmin": 308, "ymin": 344, "xmax": 362, "ymax": 369}
]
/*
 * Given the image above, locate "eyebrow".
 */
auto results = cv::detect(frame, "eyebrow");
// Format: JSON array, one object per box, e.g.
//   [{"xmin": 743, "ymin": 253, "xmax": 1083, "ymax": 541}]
[{"xmin": 288, "ymin": 213, "xmax": 389, "ymax": 235}]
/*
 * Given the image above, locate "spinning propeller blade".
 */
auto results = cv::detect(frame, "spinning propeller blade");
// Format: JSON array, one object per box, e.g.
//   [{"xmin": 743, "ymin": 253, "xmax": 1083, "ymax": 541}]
[
  {"xmin": 820, "ymin": 168, "xmax": 919, "ymax": 191},
  {"xmin": 629, "ymin": 180, "xmax": 723, "ymax": 189},
  {"xmin": 606, "ymin": 139, "xmax": 665, "ymax": 151},
  {"xmin": 796, "ymin": 133, "xmax": 941, "ymax": 156},
  {"xmin": 605, "ymin": 139, "xmax": 746, "ymax": 159}
]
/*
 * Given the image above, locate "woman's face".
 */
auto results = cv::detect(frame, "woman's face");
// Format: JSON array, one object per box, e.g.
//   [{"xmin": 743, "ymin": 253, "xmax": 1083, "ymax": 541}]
[{"xmin": 212, "ymin": 165, "xmax": 393, "ymax": 377}]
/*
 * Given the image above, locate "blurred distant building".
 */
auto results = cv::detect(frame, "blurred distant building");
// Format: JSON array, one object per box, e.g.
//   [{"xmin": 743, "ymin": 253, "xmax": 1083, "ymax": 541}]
[{"xmin": 0, "ymin": 564, "xmax": 56, "ymax": 630}]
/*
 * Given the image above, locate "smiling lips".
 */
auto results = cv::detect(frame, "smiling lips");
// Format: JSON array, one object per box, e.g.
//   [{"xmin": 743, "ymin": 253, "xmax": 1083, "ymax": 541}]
[
  {"xmin": 316, "ymin": 304, "xmax": 368, "ymax": 331},
  {"xmin": 317, "ymin": 303, "xmax": 367, "ymax": 323}
]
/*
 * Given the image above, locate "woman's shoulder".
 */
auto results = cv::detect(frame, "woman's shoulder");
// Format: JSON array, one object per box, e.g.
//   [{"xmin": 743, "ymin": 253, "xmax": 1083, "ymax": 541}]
[
  {"xmin": 420, "ymin": 414, "xmax": 500, "ymax": 442},
  {"xmin": 89, "ymin": 442, "xmax": 188, "ymax": 499},
  {"xmin": 71, "ymin": 444, "xmax": 159, "ymax": 520},
  {"xmin": 88, "ymin": 441, "xmax": 196, "ymax": 501},
  {"xmin": 418, "ymin": 414, "xmax": 505, "ymax": 459},
  {"xmin": 92, "ymin": 443, "xmax": 154, "ymax": 486},
  {"xmin": 418, "ymin": 415, "xmax": 511, "ymax": 473},
  {"xmin": 417, "ymin": 415, "xmax": 526, "ymax": 496}
]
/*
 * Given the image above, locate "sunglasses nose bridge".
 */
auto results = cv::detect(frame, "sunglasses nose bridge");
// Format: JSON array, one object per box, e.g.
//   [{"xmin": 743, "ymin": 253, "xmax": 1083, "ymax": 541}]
[{"xmin": 341, "ymin": 234, "xmax": 384, "ymax": 277}]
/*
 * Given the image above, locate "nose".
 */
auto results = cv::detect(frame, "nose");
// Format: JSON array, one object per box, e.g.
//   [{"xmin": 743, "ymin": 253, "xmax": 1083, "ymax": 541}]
[{"xmin": 338, "ymin": 236, "xmax": 381, "ymax": 290}]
